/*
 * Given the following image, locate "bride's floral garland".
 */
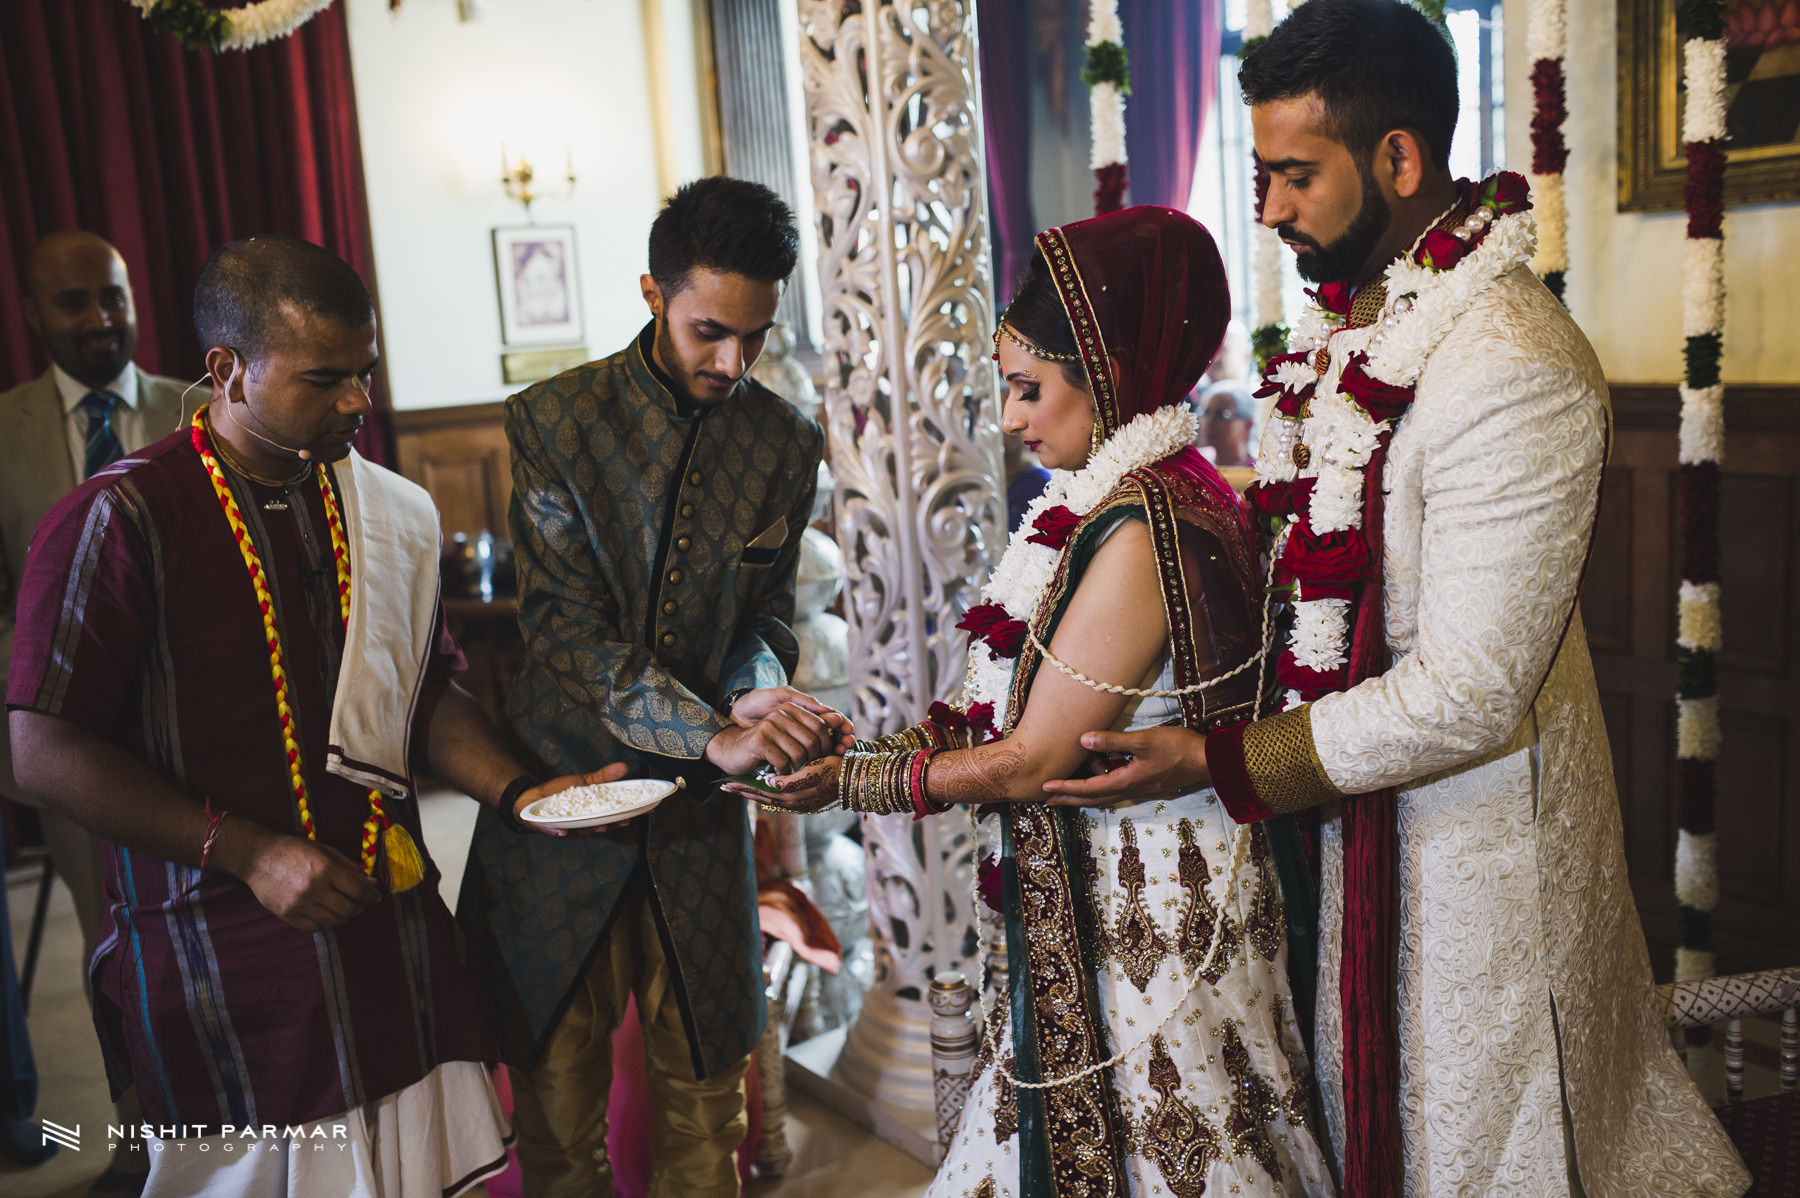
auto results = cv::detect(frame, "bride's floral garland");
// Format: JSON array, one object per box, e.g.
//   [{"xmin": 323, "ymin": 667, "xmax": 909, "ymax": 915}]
[
  {"xmin": 955, "ymin": 403, "xmax": 1200, "ymax": 729},
  {"xmin": 1247, "ymin": 173, "xmax": 1537, "ymax": 706}
]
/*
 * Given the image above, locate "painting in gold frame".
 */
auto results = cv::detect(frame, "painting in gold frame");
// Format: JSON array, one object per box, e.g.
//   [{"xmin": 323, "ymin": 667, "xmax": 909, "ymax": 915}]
[{"xmin": 1618, "ymin": 0, "xmax": 1800, "ymax": 212}]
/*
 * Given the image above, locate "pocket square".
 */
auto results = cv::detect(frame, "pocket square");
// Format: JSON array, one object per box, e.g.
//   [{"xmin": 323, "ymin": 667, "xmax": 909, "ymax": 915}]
[{"xmin": 746, "ymin": 517, "xmax": 788, "ymax": 550}]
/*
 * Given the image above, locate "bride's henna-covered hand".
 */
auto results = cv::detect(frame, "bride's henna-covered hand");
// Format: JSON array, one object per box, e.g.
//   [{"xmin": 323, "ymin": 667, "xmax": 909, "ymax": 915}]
[{"xmin": 735, "ymin": 755, "xmax": 842, "ymax": 813}]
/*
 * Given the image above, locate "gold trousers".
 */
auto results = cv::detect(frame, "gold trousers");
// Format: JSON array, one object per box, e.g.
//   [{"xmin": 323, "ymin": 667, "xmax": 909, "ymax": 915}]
[{"xmin": 509, "ymin": 889, "xmax": 750, "ymax": 1198}]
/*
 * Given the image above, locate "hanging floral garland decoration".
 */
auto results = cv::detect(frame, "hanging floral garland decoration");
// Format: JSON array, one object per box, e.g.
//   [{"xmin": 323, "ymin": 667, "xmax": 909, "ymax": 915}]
[
  {"xmin": 1674, "ymin": 0, "xmax": 1729, "ymax": 988},
  {"xmin": 1083, "ymin": 1, "xmax": 1130, "ymax": 214},
  {"xmin": 1527, "ymin": 0, "xmax": 1570, "ymax": 303},
  {"xmin": 1243, "ymin": 0, "xmax": 1286, "ymax": 371},
  {"xmin": 127, "ymin": 0, "xmax": 338, "ymax": 52}
]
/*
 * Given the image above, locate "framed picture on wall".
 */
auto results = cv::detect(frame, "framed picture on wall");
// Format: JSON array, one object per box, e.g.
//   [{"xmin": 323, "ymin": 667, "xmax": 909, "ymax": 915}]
[
  {"xmin": 1619, "ymin": 0, "xmax": 1800, "ymax": 212},
  {"xmin": 492, "ymin": 225, "xmax": 584, "ymax": 346}
]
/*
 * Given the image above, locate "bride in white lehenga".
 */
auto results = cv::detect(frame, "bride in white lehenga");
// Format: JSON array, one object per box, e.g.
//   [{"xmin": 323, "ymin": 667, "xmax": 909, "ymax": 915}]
[{"xmin": 748, "ymin": 208, "xmax": 1335, "ymax": 1198}]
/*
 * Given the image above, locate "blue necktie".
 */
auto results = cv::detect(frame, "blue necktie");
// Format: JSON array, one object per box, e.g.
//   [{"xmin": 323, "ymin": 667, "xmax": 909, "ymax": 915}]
[{"xmin": 78, "ymin": 391, "xmax": 123, "ymax": 479}]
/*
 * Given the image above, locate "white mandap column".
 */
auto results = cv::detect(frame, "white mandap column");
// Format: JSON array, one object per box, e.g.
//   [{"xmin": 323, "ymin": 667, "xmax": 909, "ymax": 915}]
[{"xmin": 794, "ymin": 0, "xmax": 1004, "ymax": 1113}]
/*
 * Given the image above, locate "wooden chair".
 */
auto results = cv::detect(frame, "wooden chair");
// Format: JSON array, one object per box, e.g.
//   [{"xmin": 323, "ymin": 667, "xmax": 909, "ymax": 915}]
[{"xmin": 1661, "ymin": 967, "xmax": 1800, "ymax": 1196}]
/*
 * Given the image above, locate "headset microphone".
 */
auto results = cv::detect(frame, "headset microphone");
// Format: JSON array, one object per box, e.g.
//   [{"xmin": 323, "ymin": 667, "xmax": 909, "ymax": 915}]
[{"xmin": 222, "ymin": 397, "xmax": 314, "ymax": 463}]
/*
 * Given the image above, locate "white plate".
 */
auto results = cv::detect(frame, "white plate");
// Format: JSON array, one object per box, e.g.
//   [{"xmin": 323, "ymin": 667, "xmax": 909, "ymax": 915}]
[{"xmin": 519, "ymin": 779, "xmax": 677, "ymax": 829}]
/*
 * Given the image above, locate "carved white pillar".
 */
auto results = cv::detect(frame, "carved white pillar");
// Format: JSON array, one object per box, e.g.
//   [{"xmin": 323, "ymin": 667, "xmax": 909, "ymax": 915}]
[{"xmin": 795, "ymin": 0, "xmax": 1004, "ymax": 1111}]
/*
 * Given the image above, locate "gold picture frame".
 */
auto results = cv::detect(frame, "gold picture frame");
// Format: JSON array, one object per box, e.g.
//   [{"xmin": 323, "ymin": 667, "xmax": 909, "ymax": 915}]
[{"xmin": 1618, "ymin": 0, "xmax": 1800, "ymax": 212}]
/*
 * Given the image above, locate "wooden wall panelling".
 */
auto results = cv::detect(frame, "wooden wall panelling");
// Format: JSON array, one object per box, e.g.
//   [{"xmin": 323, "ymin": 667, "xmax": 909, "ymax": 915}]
[
  {"xmin": 391, "ymin": 402, "xmax": 518, "ymax": 719},
  {"xmin": 1591, "ymin": 385, "xmax": 1800, "ymax": 979},
  {"xmin": 391, "ymin": 401, "xmax": 512, "ymax": 539}
]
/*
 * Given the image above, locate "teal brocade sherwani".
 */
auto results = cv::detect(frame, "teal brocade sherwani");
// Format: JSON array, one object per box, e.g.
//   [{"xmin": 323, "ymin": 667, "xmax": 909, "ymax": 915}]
[{"xmin": 457, "ymin": 326, "xmax": 824, "ymax": 1078}]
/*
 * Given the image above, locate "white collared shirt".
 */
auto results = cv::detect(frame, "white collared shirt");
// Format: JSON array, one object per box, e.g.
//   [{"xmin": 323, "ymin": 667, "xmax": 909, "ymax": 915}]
[{"xmin": 51, "ymin": 362, "xmax": 149, "ymax": 483}]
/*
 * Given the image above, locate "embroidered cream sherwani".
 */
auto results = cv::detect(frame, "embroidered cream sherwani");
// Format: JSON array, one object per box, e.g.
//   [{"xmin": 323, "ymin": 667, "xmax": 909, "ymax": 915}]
[{"xmin": 1220, "ymin": 267, "xmax": 1749, "ymax": 1198}]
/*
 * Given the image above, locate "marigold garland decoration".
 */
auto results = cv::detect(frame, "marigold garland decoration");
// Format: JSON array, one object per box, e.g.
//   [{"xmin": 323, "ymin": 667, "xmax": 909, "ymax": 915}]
[
  {"xmin": 1527, "ymin": 0, "xmax": 1570, "ymax": 303},
  {"xmin": 128, "ymin": 0, "xmax": 337, "ymax": 52},
  {"xmin": 190, "ymin": 410, "xmax": 423, "ymax": 893},
  {"xmin": 1085, "ymin": 1, "xmax": 1130, "ymax": 214},
  {"xmin": 1674, "ymin": 0, "xmax": 1728, "ymax": 988}
]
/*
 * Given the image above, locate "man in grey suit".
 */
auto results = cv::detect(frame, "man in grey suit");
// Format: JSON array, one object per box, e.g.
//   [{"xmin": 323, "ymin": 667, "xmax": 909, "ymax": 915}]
[{"xmin": 0, "ymin": 230, "xmax": 193, "ymax": 1192}]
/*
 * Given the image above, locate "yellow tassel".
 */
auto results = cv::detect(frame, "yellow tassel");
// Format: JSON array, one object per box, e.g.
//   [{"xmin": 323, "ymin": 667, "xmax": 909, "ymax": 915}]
[{"xmin": 382, "ymin": 823, "xmax": 426, "ymax": 893}]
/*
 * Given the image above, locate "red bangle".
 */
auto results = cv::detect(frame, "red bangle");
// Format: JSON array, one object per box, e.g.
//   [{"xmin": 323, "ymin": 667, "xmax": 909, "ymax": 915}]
[{"xmin": 908, "ymin": 747, "xmax": 948, "ymax": 821}]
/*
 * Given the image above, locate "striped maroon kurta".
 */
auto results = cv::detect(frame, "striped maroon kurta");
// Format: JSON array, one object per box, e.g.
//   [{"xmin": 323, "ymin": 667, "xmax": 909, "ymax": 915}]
[{"xmin": 5, "ymin": 429, "xmax": 494, "ymax": 1128}]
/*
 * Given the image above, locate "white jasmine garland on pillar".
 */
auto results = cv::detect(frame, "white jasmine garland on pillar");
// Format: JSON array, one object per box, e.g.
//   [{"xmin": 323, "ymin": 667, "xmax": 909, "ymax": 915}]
[
  {"xmin": 1244, "ymin": 0, "xmax": 1288, "ymax": 368},
  {"xmin": 1672, "ymin": 0, "xmax": 1728, "ymax": 987},
  {"xmin": 1526, "ymin": 0, "xmax": 1569, "ymax": 299},
  {"xmin": 1084, "ymin": 0, "xmax": 1130, "ymax": 213}
]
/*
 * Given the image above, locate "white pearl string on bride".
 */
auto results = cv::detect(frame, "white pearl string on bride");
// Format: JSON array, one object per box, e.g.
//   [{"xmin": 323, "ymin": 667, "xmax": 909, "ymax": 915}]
[{"xmin": 1023, "ymin": 524, "xmax": 1290, "ymax": 701}]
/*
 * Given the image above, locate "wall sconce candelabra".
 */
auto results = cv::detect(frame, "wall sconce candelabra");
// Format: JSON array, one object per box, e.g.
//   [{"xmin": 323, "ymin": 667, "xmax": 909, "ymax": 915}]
[{"xmin": 500, "ymin": 144, "xmax": 576, "ymax": 218}]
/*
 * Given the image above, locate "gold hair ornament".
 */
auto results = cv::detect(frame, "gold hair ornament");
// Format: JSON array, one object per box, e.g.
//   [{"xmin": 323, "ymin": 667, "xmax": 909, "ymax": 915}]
[{"xmin": 991, "ymin": 316, "xmax": 1082, "ymax": 363}]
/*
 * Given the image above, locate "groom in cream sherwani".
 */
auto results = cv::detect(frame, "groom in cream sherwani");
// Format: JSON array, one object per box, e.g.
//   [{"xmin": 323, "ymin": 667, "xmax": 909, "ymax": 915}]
[{"xmin": 1047, "ymin": 2, "xmax": 1749, "ymax": 1196}]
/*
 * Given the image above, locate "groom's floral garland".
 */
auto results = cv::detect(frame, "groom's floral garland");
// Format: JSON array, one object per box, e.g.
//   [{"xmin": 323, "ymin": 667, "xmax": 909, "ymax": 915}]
[
  {"xmin": 955, "ymin": 403, "xmax": 1200, "ymax": 730},
  {"xmin": 1247, "ymin": 173, "xmax": 1536, "ymax": 706}
]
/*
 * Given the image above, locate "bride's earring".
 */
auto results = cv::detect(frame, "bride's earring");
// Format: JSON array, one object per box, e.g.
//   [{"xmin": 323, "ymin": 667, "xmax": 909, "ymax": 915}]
[{"xmin": 1089, "ymin": 407, "xmax": 1103, "ymax": 457}]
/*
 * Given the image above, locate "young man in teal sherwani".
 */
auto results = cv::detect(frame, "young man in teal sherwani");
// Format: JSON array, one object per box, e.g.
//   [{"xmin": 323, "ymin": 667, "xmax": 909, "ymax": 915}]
[{"xmin": 457, "ymin": 177, "xmax": 847, "ymax": 1198}]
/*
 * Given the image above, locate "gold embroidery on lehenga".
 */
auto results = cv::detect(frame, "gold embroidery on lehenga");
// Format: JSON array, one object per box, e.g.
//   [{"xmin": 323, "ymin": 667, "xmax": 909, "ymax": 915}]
[
  {"xmin": 1010, "ymin": 807, "xmax": 1127, "ymax": 1197},
  {"xmin": 1176, "ymin": 819, "xmax": 1237, "ymax": 983},
  {"xmin": 994, "ymin": 1055, "xmax": 1018, "ymax": 1144},
  {"xmin": 1112, "ymin": 819, "xmax": 1171, "ymax": 992},
  {"xmin": 1245, "ymin": 824, "xmax": 1286, "ymax": 962},
  {"xmin": 1217, "ymin": 1020, "xmax": 1282, "ymax": 1177},
  {"xmin": 1140, "ymin": 1034, "xmax": 1222, "ymax": 1198},
  {"xmin": 972, "ymin": 1178, "xmax": 997, "ymax": 1198},
  {"xmin": 1072, "ymin": 817, "xmax": 1112, "ymax": 960}
]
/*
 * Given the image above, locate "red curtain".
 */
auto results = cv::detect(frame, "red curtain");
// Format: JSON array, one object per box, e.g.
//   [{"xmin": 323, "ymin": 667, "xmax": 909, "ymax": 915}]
[
  {"xmin": 0, "ymin": 1, "xmax": 390, "ymax": 463},
  {"xmin": 1122, "ymin": 0, "xmax": 1223, "ymax": 213}
]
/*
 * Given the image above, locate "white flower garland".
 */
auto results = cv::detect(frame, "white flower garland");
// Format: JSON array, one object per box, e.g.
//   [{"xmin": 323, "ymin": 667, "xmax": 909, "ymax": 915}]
[
  {"xmin": 1246, "ymin": 0, "xmax": 1286, "ymax": 351},
  {"xmin": 1684, "ymin": 39, "xmax": 1730, "ymax": 144},
  {"xmin": 1525, "ymin": 0, "xmax": 1566, "ymax": 60},
  {"xmin": 1087, "ymin": 1, "xmax": 1128, "ymax": 174},
  {"xmin": 131, "ymin": 0, "xmax": 337, "ymax": 51},
  {"xmin": 965, "ymin": 404, "xmax": 1199, "ymax": 722},
  {"xmin": 1254, "ymin": 188, "xmax": 1537, "ymax": 708},
  {"xmin": 1673, "ymin": 3, "xmax": 1728, "ymax": 986},
  {"xmin": 1526, "ymin": 0, "xmax": 1569, "ymax": 290},
  {"xmin": 1090, "ymin": 84, "xmax": 1128, "ymax": 170}
]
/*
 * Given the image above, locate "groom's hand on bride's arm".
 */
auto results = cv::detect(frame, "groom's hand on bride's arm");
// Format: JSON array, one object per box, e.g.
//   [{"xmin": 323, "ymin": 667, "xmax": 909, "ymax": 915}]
[{"xmin": 1041, "ymin": 727, "xmax": 1211, "ymax": 805}]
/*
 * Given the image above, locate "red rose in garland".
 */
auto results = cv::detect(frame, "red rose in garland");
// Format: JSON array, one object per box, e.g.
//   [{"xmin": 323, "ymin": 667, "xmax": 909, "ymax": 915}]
[
  {"xmin": 1279, "ymin": 521, "xmax": 1371, "ymax": 600},
  {"xmin": 956, "ymin": 601, "xmax": 1028, "ymax": 660},
  {"xmin": 1026, "ymin": 505, "xmax": 1082, "ymax": 550},
  {"xmin": 1308, "ymin": 282, "xmax": 1354, "ymax": 316},
  {"xmin": 964, "ymin": 701, "xmax": 997, "ymax": 743},
  {"xmin": 1483, "ymin": 170, "xmax": 1533, "ymax": 213},
  {"xmin": 1337, "ymin": 354, "xmax": 1415, "ymax": 422},
  {"xmin": 1416, "ymin": 228, "xmax": 1468, "ymax": 272},
  {"xmin": 1245, "ymin": 477, "xmax": 1315, "ymax": 524}
]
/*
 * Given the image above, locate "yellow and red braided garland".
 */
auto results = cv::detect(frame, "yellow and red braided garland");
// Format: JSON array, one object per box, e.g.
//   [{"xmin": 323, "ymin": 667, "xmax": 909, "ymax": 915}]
[{"xmin": 190, "ymin": 409, "xmax": 420, "ymax": 891}]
